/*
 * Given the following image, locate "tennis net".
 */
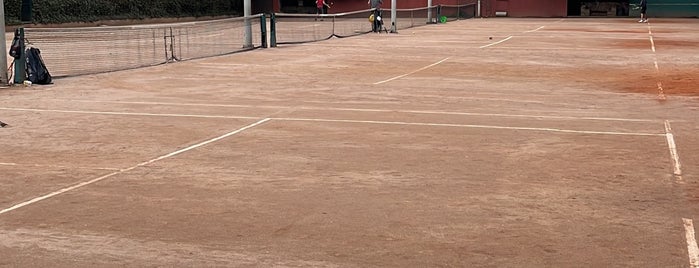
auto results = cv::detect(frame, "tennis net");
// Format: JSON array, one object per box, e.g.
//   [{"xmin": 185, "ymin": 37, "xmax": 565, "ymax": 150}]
[
  {"xmin": 271, "ymin": 4, "xmax": 477, "ymax": 45},
  {"xmin": 23, "ymin": 14, "xmax": 266, "ymax": 77}
]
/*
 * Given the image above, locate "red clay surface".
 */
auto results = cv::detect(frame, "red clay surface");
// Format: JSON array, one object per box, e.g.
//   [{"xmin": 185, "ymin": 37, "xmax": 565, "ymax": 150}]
[{"xmin": 1, "ymin": 18, "xmax": 699, "ymax": 267}]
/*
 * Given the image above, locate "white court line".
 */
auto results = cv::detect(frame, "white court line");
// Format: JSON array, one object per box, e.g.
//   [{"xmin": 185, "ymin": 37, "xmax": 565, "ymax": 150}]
[
  {"xmin": 479, "ymin": 36, "xmax": 513, "ymax": 48},
  {"xmin": 0, "ymin": 162, "xmax": 120, "ymax": 171},
  {"xmin": 0, "ymin": 107, "xmax": 259, "ymax": 120},
  {"xmin": 0, "ymin": 118, "xmax": 271, "ymax": 216},
  {"xmin": 683, "ymin": 218, "xmax": 699, "ymax": 268},
  {"xmin": 373, "ymin": 57, "xmax": 450, "ymax": 85},
  {"xmin": 646, "ymin": 23, "xmax": 666, "ymax": 100},
  {"xmin": 273, "ymin": 117, "xmax": 664, "ymax": 136},
  {"xmin": 12, "ymin": 102, "xmax": 661, "ymax": 123},
  {"xmin": 664, "ymin": 120, "xmax": 682, "ymax": 176},
  {"xmin": 524, "ymin": 26, "xmax": 545, "ymax": 33}
]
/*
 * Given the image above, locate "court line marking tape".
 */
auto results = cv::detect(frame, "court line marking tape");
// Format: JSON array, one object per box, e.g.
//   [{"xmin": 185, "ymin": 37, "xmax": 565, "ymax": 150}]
[
  {"xmin": 524, "ymin": 26, "xmax": 545, "ymax": 33},
  {"xmin": 373, "ymin": 57, "xmax": 450, "ymax": 85},
  {"xmin": 0, "ymin": 118, "xmax": 271, "ymax": 216},
  {"xmin": 664, "ymin": 120, "xmax": 682, "ymax": 176},
  {"xmin": 0, "ymin": 107, "xmax": 259, "ymax": 120},
  {"xmin": 272, "ymin": 117, "xmax": 664, "ymax": 136},
  {"xmin": 646, "ymin": 23, "xmax": 666, "ymax": 100},
  {"xmin": 1, "ymin": 105, "xmax": 662, "ymax": 123},
  {"xmin": 683, "ymin": 218, "xmax": 699, "ymax": 268},
  {"xmin": 0, "ymin": 162, "xmax": 120, "ymax": 171},
  {"xmin": 479, "ymin": 36, "xmax": 513, "ymax": 48}
]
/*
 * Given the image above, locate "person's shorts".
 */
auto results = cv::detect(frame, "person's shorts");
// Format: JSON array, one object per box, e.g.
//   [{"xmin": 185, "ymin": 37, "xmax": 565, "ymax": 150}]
[{"xmin": 641, "ymin": 6, "xmax": 647, "ymax": 13}]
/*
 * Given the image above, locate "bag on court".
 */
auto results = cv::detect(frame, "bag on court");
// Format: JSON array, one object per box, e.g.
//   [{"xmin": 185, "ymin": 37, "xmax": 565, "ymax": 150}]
[
  {"xmin": 26, "ymin": 47, "xmax": 52, "ymax": 85},
  {"xmin": 9, "ymin": 29, "xmax": 23, "ymax": 59}
]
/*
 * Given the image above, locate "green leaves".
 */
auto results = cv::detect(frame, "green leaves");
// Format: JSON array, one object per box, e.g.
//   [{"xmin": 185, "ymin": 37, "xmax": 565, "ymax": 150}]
[{"xmin": 4, "ymin": 0, "xmax": 243, "ymax": 25}]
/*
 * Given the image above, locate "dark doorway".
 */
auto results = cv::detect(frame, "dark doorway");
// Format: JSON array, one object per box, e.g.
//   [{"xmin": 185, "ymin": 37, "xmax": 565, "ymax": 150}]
[{"xmin": 280, "ymin": 0, "xmax": 317, "ymax": 13}]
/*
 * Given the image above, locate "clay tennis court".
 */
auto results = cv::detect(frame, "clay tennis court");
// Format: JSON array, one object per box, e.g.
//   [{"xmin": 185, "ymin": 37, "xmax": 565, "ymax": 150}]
[{"xmin": 1, "ymin": 17, "xmax": 699, "ymax": 267}]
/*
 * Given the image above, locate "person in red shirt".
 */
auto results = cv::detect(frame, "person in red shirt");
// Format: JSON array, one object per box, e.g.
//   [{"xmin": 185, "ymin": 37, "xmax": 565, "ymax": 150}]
[{"xmin": 316, "ymin": 0, "xmax": 331, "ymax": 20}]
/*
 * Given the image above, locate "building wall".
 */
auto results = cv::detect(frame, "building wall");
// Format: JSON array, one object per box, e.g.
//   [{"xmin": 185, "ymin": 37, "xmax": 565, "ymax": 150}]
[
  {"xmin": 264, "ymin": 0, "xmax": 697, "ymax": 17},
  {"xmin": 481, "ymin": 0, "xmax": 567, "ymax": 17}
]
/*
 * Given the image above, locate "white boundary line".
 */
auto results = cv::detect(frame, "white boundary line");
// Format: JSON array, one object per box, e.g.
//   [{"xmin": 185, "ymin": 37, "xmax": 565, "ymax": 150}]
[
  {"xmin": 664, "ymin": 120, "xmax": 683, "ymax": 176},
  {"xmin": 646, "ymin": 23, "xmax": 666, "ymax": 100},
  {"xmin": 683, "ymin": 218, "xmax": 699, "ymax": 268},
  {"xmin": 10, "ymin": 102, "xmax": 662, "ymax": 123},
  {"xmin": 0, "ymin": 118, "xmax": 271, "ymax": 216},
  {"xmin": 0, "ymin": 107, "xmax": 259, "ymax": 120},
  {"xmin": 524, "ymin": 26, "xmax": 545, "ymax": 33},
  {"xmin": 272, "ymin": 117, "xmax": 664, "ymax": 136},
  {"xmin": 0, "ymin": 162, "xmax": 120, "ymax": 171},
  {"xmin": 373, "ymin": 57, "xmax": 450, "ymax": 85},
  {"xmin": 479, "ymin": 36, "xmax": 513, "ymax": 48}
]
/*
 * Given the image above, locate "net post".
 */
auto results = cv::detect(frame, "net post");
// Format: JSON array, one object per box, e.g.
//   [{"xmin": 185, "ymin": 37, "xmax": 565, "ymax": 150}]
[
  {"xmin": 477, "ymin": 0, "xmax": 482, "ymax": 17},
  {"xmin": 427, "ymin": 0, "xmax": 433, "ymax": 23},
  {"xmin": 243, "ymin": 0, "xmax": 253, "ymax": 48},
  {"xmin": 0, "ymin": 0, "xmax": 9, "ymax": 85},
  {"xmin": 270, "ymin": 14, "xmax": 277, "ymax": 47},
  {"xmin": 13, "ymin": 28, "xmax": 26, "ymax": 85},
  {"xmin": 260, "ymin": 15, "xmax": 268, "ymax": 48},
  {"xmin": 390, "ymin": 0, "xmax": 397, "ymax": 33}
]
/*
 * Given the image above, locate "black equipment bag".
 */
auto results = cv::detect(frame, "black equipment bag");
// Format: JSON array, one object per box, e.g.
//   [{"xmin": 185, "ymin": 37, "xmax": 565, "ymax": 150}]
[{"xmin": 26, "ymin": 47, "xmax": 52, "ymax": 85}]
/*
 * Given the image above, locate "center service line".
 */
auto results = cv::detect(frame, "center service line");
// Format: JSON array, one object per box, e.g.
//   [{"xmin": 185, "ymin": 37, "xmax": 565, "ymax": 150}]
[
  {"xmin": 664, "ymin": 120, "xmax": 682, "ymax": 176},
  {"xmin": 683, "ymin": 218, "xmax": 699, "ymax": 268},
  {"xmin": 0, "ymin": 118, "xmax": 271, "ymax": 216}
]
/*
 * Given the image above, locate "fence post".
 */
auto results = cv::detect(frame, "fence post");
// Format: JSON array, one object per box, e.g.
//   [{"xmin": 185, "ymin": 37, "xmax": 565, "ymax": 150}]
[{"xmin": 260, "ymin": 15, "xmax": 268, "ymax": 48}]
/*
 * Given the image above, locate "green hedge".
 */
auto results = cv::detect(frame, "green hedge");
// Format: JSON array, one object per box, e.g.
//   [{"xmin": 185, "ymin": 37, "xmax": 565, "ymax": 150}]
[{"xmin": 4, "ymin": 0, "xmax": 244, "ymax": 25}]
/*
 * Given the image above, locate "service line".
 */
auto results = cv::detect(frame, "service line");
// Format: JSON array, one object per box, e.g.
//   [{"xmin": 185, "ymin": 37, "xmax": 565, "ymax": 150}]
[
  {"xmin": 0, "ymin": 118, "xmax": 271, "ymax": 216},
  {"xmin": 373, "ymin": 57, "xmax": 450, "ymax": 85},
  {"xmin": 0, "ymin": 107, "xmax": 259, "ymax": 120},
  {"xmin": 4, "ymin": 103, "xmax": 663, "ymax": 123},
  {"xmin": 273, "ymin": 117, "xmax": 664, "ymax": 136},
  {"xmin": 0, "ymin": 162, "xmax": 120, "ymax": 171}
]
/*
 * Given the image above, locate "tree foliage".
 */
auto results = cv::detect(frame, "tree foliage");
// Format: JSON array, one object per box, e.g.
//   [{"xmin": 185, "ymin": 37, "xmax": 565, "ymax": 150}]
[{"xmin": 4, "ymin": 0, "xmax": 243, "ymax": 25}]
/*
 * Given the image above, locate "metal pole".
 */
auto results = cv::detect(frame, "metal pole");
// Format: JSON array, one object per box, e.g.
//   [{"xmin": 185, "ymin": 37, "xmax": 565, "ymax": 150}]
[
  {"xmin": 13, "ymin": 28, "xmax": 26, "ymax": 84},
  {"xmin": 477, "ymin": 0, "xmax": 482, "ymax": 17},
  {"xmin": 244, "ymin": 0, "xmax": 252, "ymax": 48},
  {"xmin": 390, "ymin": 0, "xmax": 397, "ymax": 33},
  {"xmin": 427, "ymin": 0, "xmax": 433, "ymax": 23},
  {"xmin": 0, "ymin": 0, "xmax": 9, "ymax": 85}
]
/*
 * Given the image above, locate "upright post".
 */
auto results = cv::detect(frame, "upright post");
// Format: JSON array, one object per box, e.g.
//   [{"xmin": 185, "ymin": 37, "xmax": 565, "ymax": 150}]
[
  {"xmin": 14, "ymin": 28, "xmax": 26, "ymax": 84},
  {"xmin": 243, "ymin": 0, "xmax": 253, "ymax": 48},
  {"xmin": 260, "ymin": 15, "xmax": 267, "ymax": 48},
  {"xmin": 427, "ymin": 0, "xmax": 433, "ymax": 23},
  {"xmin": 390, "ymin": 0, "xmax": 397, "ymax": 33},
  {"xmin": 477, "ymin": 0, "xmax": 482, "ymax": 17},
  {"xmin": 270, "ymin": 14, "xmax": 277, "ymax": 47},
  {"xmin": 0, "ymin": 0, "xmax": 9, "ymax": 85}
]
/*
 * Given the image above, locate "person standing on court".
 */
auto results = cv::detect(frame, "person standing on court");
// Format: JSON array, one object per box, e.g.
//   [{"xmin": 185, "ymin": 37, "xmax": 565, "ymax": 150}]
[
  {"xmin": 368, "ymin": 0, "xmax": 383, "ymax": 32},
  {"xmin": 316, "ymin": 0, "xmax": 330, "ymax": 20},
  {"xmin": 638, "ymin": 0, "xmax": 648, "ymax": 22}
]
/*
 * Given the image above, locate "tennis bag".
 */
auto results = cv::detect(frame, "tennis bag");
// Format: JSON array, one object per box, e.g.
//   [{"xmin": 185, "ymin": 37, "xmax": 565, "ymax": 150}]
[
  {"xmin": 26, "ymin": 47, "xmax": 52, "ymax": 84},
  {"xmin": 8, "ymin": 29, "xmax": 23, "ymax": 59}
]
